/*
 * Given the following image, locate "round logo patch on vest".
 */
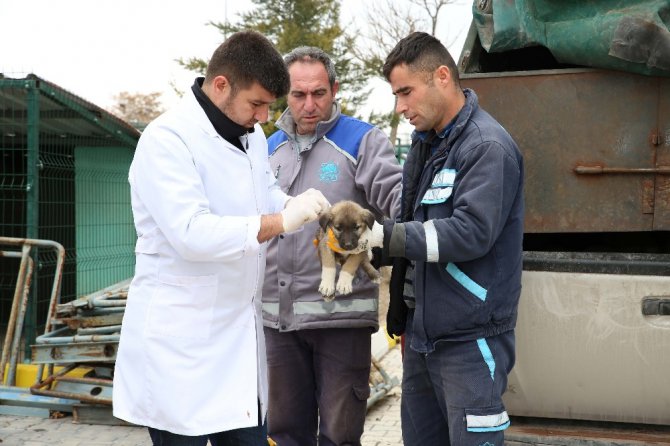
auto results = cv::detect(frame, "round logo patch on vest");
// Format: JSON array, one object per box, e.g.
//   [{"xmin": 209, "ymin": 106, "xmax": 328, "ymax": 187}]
[{"xmin": 319, "ymin": 162, "xmax": 339, "ymax": 183}]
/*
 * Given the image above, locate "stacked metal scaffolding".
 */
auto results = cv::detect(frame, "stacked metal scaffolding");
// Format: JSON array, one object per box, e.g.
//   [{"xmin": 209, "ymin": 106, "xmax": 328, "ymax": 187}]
[
  {"xmin": 30, "ymin": 278, "xmax": 129, "ymax": 406},
  {"xmin": 0, "ymin": 236, "xmax": 129, "ymax": 419}
]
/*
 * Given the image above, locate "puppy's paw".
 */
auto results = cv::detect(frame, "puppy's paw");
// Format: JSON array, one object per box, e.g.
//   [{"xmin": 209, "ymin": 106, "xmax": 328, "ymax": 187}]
[
  {"xmin": 319, "ymin": 266, "xmax": 337, "ymax": 300},
  {"xmin": 319, "ymin": 281, "xmax": 336, "ymax": 300},
  {"xmin": 322, "ymin": 293, "xmax": 335, "ymax": 302},
  {"xmin": 336, "ymin": 271, "xmax": 354, "ymax": 295}
]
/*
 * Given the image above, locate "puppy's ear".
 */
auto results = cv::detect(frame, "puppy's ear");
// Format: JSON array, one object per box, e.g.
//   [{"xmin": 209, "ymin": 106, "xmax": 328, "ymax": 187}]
[
  {"xmin": 319, "ymin": 211, "xmax": 333, "ymax": 230},
  {"xmin": 363, "ymin": 210, "xmax": 376, "ymax": 229}
]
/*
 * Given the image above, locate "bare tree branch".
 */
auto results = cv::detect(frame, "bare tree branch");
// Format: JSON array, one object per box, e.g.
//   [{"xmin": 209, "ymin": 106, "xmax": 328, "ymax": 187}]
[
  {"xmin": 110, "ymin": 91, "xmax": 164, "ymax": 128},
  {"xmin": 354, "ymin": 0, "xmax": 466, "ymax": 145}
]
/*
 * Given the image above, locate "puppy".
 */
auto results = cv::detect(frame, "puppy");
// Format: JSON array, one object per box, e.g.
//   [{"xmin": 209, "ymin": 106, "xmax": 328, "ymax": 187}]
[{"xmin": 315, "ymin": 200, "xmax": 381, "ymax": 301}]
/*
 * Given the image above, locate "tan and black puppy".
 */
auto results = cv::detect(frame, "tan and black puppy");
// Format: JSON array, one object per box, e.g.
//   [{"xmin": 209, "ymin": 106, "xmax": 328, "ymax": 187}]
[{"xmin": 315, "ymin": 200, "xmax": 381, "ymax": 301}]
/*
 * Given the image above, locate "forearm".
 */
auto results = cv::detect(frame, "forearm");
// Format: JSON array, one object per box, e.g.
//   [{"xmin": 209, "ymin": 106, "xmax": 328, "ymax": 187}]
[
  {"xmin": 356, "ymin": 129, "xmax": 403, "ymax": 219},
  {"xmin": 257, "ymin": 213, "xmax": 284, "ymax": 243}
]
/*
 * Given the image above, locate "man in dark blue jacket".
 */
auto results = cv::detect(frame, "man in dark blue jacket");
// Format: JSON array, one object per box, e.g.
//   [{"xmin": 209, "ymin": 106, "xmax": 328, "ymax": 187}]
[{"xmin": 364, "ymin": 31, "xmax": 524, "ymax": 445}]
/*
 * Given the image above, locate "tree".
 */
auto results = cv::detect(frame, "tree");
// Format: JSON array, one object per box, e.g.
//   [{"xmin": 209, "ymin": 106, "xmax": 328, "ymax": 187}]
[
  {"xmin": 354, "ymin": 0, "xmax": 466, "ymax": 145},
  {"xmin": 355, "ymin": 0, "xmax": 424, "ymax": 78},
  {"xmin": 110, "ymin": 91, "xmax": 164, "ymax": 129},
  {"xmin": 415, "ymin": 0, "xmax": 459, "ymax": 37},
  {"xmin": 177, "ymin": 0, "xmax": 368, "ymax": 134},
  {"xmin": 350, "ymin": 0, "xmax": 422, "ymax": 144}
]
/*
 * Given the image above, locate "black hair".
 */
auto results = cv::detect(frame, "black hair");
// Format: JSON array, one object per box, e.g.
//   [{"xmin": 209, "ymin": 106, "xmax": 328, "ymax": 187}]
[
  {"xmin": 205, "ymin": 30, "xmax": 290, "ymax": 97},
  {"xmin": 382, "ymin": 32, "xmax": 459, "ymax": 85}
]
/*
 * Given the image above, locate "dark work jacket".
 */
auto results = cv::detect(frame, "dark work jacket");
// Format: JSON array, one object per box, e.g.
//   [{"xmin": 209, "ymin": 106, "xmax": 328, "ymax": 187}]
[{"xmin": 385, "ymin": 89, "xmax": 525, "ymax": 354}]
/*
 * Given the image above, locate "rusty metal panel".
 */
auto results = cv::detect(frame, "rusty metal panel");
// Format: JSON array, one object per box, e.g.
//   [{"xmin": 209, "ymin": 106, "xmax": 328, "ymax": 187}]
[
  {"xmin": 654, "ymin": 80, "xmax": 670, "ymax": 229},
  {"xmin": 461, "ymin": 69, "xmax": 662, "ymax": 233}
]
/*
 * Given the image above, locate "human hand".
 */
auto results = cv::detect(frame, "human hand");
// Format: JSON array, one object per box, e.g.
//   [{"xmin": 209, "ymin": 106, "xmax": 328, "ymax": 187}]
[
  {"xmin": 280, "ymin": 189, "xmax": 330, "ymax": 232},
  {"xmin": 359, "ymin": 221, "xmax": 384, "ymax": 249}
]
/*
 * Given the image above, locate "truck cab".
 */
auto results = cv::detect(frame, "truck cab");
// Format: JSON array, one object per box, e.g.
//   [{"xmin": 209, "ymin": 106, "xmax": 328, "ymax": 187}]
[{"xmin": 457, "ymin": 1, "xmax": 670, "ymax": 442}]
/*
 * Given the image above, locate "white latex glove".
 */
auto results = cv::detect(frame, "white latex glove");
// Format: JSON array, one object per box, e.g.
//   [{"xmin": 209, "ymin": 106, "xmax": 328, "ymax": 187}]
[
  {"xmin": 281, "ymin": 188, "xmax": 330, "ymax": 233},
  {"xmin": 359, "ymin": 221, "xmax": 385, "ymax": 249}
]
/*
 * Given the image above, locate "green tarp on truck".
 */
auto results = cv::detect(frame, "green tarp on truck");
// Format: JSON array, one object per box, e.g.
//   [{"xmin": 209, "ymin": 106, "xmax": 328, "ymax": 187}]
[{"xmin": 472, "ymin": 0, "xmax": 670, "ymax": 76}]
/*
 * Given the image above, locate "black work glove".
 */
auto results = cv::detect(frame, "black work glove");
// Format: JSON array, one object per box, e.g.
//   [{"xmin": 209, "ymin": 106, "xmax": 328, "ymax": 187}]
[
  {"xmin": 370, "ymin": 247, "xmax": 383, "ymax": 269},
  {"xmin": 386, "ymin": 257, "xmax": 409, "ymax": 337}
]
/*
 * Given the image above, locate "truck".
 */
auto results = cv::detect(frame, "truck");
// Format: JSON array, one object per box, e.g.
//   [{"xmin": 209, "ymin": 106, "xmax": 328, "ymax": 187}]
[{"xmin": 457, "ymin": 1, "xmax": 670, "ymax": 444}]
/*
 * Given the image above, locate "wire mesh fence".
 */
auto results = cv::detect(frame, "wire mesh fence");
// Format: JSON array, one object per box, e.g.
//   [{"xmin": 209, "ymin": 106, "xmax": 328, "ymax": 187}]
[{"xmin": 0, "ymin": 74, "xmax": 139, "ymax": 353}]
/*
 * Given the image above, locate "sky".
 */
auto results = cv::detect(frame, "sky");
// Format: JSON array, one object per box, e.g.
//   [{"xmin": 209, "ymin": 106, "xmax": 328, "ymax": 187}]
[{"xmin": 0, "ymin": 0, "xmax": 471, "ymax": 138}]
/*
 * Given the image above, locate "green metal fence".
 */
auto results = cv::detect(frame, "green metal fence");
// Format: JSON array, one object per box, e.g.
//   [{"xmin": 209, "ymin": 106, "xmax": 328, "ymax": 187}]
[{"xmin": 0, "ymin": 74, "xmax": 140, "ymax": 354}]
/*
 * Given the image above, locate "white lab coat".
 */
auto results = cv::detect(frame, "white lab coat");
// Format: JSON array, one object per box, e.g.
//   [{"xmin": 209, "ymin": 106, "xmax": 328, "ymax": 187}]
[{"xmin": 112, "ymin": 90, "xmax": 287, "ymax": 435}]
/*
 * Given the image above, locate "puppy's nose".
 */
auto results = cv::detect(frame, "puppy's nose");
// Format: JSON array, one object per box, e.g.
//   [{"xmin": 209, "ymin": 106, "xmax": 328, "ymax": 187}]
[{"xmin": 341, "ymin": 239, "xmax": 357, "ymax": 250}]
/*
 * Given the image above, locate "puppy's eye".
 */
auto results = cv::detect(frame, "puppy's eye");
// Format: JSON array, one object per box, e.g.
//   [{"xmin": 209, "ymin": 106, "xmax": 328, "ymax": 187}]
[{"xmin": 334, "ymin": 226, "xmax": 341, "ymax": 231}]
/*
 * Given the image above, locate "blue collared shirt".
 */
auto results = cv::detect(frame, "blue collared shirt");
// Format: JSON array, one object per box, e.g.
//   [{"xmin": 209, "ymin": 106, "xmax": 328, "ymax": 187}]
[{"xmin": 415, "ymin": 119, "xmax": 456, "ymax": 154}]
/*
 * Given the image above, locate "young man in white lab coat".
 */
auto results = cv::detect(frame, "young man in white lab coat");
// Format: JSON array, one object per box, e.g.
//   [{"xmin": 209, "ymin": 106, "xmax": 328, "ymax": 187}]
[{"xmin": 113, "ymin": 31, "xmax": 329, "ymax": 446}]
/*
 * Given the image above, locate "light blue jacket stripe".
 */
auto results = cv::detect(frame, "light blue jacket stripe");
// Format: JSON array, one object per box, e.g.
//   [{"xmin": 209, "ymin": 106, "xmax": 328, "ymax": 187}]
[
  {"xmin": 446, "ymin": 263, "xmax": 487, "ymax": 301},
  {"xmin": 423, "ymin": 220, "xmax": 439, "ymax": 262},
  {"xmin": 466, "ymin": 420, "xmax": 510, "ymax": 432},
  {"xmin": 477, "ymin": 338, "xmax": 496, "ymax": 380}
]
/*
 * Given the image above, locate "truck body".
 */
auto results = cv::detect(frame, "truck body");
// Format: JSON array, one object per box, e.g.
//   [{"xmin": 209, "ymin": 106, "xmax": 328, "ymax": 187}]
[{"xmin": 457, "ymin": 1, "xmax": 670, "ymax": 443}]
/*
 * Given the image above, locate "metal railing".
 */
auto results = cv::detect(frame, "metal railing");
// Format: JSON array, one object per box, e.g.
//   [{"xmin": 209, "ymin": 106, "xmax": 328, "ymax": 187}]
[{"xmin": 0, "ymin": 236, "xmax": 65, "ymax": 387}]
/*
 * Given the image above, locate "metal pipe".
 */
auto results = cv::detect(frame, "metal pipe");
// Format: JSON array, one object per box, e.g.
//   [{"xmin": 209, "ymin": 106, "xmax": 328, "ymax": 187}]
[
  {"xmin": 90, "ymin": 293, "xmax": 128, "ymax": 307},
  {"xmin": 0, "ymin": 244, "xmax": 32, "ymax": 386},
  {"xmin": 76, "ymin": 326, "xmax": 122, "ymax": 335},
  {"xmin": 0, "ymin": 237, "xmax": 65, "ymax": 390},
  {"xmin": 366, "ymin": 358, "xmax": 399, "ymax": 411},
  {"xmin": 30, "ymin": 363, "xmax": 113, "ymax": 405},
  {"xmin": 574, "ymin": 165, "xmax": 670, "ymax": 174},
  {"xmin": 37, "ymin": 334, "xmax": 120, "ymax": 344},
  {"xmin": 7, "ymin": 255, "xmax": 34, "ymax": 386},
  {"xmin": 35, "ymin": 325, "xmax": 120, "ymax": 344}
]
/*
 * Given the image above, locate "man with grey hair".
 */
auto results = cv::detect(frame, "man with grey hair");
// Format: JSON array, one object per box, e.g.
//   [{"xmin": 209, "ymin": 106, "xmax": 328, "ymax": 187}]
[{"xmin": 261, "ymin": 46, "xmax": 402, "ymax": 445}]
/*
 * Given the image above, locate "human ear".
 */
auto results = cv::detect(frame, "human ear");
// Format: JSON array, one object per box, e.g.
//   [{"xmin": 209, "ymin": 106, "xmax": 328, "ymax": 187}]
[
  {"xmin": 436, "ymin": 66, "xmax": 451, "ymax": 86},
  {"xmin": 213, "ymin": 75, "xmax": 229, "ymax": 93}
]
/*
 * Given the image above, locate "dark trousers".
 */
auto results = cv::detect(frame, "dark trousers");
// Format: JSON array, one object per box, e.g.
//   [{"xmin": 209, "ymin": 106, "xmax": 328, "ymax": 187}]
[
  {"xmin": 401, "ymin": 311, "xmax": 515, "ymax": 446},
  {"xmin": 148, "ymin": 423, "xmax": 267, "ymax": 446},
  {"xmin": 148, "ymin": 403, "xmax": 267, "ymax": 446},
  {"xmin": 264, "ymin": 326, "xmax": 372, "ymax": 446}
]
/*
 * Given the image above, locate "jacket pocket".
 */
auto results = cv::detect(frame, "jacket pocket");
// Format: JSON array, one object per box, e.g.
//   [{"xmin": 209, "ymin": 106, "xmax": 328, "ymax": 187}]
[
  {"xmin": 353, "ymin": 384, "xmax": 371, "ymax": 401},
  {"xmin": 135, "ymin": 226, "xmax": 161, "ymax": 254},
  {"xmin": 445, "ymin": 263, "xmax": 487, "ymax": 302},
  {"xmin": 420, "ymin": 168, "xmax": 457, "ymax": 204},
  {"xmin": 146, "ymin": 272, "xmax": 218, "ymax": 340},
  {"xmin": 423, "ymin": 262, "xmax": 489, "ymax": 337}
]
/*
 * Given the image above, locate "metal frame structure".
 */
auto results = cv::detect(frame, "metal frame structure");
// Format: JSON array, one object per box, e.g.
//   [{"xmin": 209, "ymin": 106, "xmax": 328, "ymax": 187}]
[
  {"xmin": 1, "ymin": 74, "xmax": 140, "ymax": 352},
  {"xmin": 0, "ymin": 237, "xmax": 64, "ymax": 387}
]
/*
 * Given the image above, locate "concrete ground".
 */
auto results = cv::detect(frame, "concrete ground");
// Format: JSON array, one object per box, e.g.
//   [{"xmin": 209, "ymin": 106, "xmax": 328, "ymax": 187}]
[
  {"xmin": 0, "ymin": 339, "xmax": 403, "ymax": 446},
  {"xmin": 0, "ymin": 267, "xmax": 404, "ymax": 446}
]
